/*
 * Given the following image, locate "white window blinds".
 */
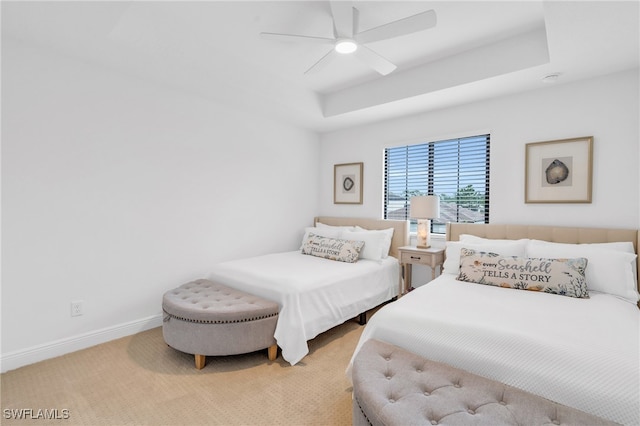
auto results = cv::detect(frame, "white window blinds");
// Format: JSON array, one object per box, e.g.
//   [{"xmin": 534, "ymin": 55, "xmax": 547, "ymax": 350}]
[{"xmin": 384, "ymin": 134, "xmax": 490, "ymax": 233}]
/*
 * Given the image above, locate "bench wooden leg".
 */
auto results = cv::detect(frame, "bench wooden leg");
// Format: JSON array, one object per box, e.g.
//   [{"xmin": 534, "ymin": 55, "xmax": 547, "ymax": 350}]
[
  {"xmin": 195, "ymin": 354, "xmax": 206, "ymax": 369},
  {"xmin": 267, "ymin": 344, "xmax": 277, "ymax": 361}
]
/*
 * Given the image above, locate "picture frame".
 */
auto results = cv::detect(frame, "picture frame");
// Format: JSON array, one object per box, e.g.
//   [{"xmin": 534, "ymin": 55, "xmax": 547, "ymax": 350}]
[
  {"xmin": 525, "ymin": 136, "xmax": 593, "ymax": 203},
  {"xmin": 334, "ymin": 162, "xmax": 363, "ymax": 204}
]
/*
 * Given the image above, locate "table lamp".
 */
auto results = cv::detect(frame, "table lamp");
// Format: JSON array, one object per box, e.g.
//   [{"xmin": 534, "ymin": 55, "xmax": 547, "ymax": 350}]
[{"xmin": 410, "ymin": 195, "xmax": 440, "ymax": 248}]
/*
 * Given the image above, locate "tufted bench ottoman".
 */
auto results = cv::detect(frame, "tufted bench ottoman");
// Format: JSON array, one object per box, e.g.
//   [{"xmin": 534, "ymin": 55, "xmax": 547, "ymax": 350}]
[
  {"xmin": 352, "ymin": 339, "xmax": 617, "ymax": 426},
  {"xmin": 162, "ymin": 279, "xmax": 279, "ymax": 369}
]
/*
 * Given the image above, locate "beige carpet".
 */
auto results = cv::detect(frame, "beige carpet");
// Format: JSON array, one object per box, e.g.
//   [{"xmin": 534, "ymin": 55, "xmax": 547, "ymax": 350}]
[{"xmin": 1, "ymin": 317, "xmax": 367, "ymax": 425}]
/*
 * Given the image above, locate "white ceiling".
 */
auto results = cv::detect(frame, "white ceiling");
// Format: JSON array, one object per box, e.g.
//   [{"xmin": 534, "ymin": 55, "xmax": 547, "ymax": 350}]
[{"xmin": 2, "ymin": 1, "xmax": 639, "ymax": 133}]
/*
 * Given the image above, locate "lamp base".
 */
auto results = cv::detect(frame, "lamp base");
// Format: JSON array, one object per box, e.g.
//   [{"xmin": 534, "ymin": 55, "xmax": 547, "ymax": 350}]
[{"xmin": 416, "ymin": 219, "xmax": 431, "ymax": 249}]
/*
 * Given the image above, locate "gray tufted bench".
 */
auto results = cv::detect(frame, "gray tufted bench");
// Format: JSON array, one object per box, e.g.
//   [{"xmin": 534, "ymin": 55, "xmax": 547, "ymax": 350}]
[
  {"xmin": 162, "ymin": 279, "xmax": 279, "ymax": 369},
  {"xmin": 352, "ymin": 339, "xmax": 618, "ymax": 426}
]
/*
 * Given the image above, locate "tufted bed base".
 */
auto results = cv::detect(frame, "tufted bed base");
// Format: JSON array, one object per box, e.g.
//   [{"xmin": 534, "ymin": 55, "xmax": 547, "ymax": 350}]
[{"xmin": 352, "ymin": 339, "xmax": 617, "ymax": 426}]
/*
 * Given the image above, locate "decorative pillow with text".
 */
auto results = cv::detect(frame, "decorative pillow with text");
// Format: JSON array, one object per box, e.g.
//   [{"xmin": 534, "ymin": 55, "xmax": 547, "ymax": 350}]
[
  {"xmin": 457, "ymin": 248, "xmax": 589, "ymax": 299},
  {"xmin": 301, "ymin": 233, "xmax": 365, "ymax": 263}
]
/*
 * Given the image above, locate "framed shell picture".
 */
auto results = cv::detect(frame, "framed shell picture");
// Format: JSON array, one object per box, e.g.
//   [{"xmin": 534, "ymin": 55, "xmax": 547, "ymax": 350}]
[
  {"xmin": 334, "ymin": 162, "xmax": 363, "ymax": 204},
  {"xmin": 525, "ymin": 136, "xmax": 593, "ymax": 203}
]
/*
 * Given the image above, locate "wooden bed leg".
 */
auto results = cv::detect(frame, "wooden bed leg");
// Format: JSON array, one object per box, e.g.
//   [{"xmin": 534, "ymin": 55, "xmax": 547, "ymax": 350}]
[
  {"xmin": 195, "ymin": 354, "xmax": 206, "ymax": 370},
  {"xmin": 267, "ymin": 344, "xmax": 277, "ymax": 361},
  {"xmin": 359, "ymin": 312, "xmax": 367, "ymax": 325}
]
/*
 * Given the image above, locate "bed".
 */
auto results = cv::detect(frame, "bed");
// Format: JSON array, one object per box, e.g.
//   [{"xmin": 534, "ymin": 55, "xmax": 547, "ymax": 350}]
[
  {"xmin": 348, "ymin": 223, "xmax": 640, "ymax": 425},
  {"xmin": 207, "ymin": 216, "xmax": 409, "ymax": 366}
]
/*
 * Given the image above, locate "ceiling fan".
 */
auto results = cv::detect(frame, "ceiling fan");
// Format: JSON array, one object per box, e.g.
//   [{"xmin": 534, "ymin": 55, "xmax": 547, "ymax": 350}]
[{"xmin": 260, "ymin": 2, "xmax": 437, "ymax": 76}]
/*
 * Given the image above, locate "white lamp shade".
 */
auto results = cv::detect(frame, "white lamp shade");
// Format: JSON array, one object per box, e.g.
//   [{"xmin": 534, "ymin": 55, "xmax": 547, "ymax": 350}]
[{"xmin": 410, "ymin": 195, "xmax": 440, "ymax": 219}]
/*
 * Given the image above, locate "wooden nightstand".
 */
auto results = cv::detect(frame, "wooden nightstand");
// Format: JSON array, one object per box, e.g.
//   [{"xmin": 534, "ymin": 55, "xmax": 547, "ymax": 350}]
[{"xmin": 398, "ymin": 246, "xmax": 445, "ymax": 294}]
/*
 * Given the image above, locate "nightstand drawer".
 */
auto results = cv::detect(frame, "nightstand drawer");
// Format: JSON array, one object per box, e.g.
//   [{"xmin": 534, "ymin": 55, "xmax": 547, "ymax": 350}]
[{"xmin": 401, "ymin": 252, "xmax": 433, "ymax": 265}]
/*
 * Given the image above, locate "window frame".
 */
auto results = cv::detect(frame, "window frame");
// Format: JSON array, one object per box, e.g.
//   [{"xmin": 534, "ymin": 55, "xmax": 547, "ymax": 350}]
[{"xmin": 383, "ymin": 134, "xmax": 490, "ymax": 234}]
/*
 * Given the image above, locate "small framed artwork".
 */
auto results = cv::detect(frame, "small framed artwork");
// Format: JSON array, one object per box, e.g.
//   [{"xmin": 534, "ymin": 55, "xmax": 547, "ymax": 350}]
[
  {"xmin": 334, "ymin": 162, "xmax": 363, "ymax": 204},
  {"xmin": 525, "ymin": 136, "xmax": 593, "ymax": 203}
]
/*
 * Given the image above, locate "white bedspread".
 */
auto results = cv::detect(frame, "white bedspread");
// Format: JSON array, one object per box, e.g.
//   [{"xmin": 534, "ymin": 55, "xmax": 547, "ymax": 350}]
[
  {"xmin": 348, "ymin": 274, "xmax": 640, "ymax": 425},
  {"xmin": 208, "ymin": 251, "xmax": 399, "ymax": 365}
]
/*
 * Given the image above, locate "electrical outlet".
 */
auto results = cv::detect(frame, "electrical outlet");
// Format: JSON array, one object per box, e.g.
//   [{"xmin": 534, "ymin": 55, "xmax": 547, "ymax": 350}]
[{"xmin": 71, "ymin": 301, "xmax": 83, "ymax": 317}]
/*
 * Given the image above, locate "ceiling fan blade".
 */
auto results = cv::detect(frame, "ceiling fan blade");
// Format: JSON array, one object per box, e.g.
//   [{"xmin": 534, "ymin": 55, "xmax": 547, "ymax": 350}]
[
  {"xmin": 260, "ymin": 32, "xmax": 335, "ymax": 45},
  {"xmin": 330, "ymin": 1, "xmax": 354, "ymax": 38},
  {"xmin": 356, "ymin": 9, "xmax": 437, "ymax": 44},
  {"xmin": 304, "ymin": 49, "xmax": 338, "ymax": 74},
  {"xmin": 353, "ymin": 45, "xmax": 397, "ymax": 75},
  {"xmin": 352, "ymin": 7, "xmax": 360, "ymax": 35}
]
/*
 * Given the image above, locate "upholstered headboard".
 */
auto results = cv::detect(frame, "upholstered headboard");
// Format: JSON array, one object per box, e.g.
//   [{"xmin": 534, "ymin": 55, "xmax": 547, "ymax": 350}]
[
  {"xmin": 314, "ymin": 217, "xmax": 409, "ymax": 259},
  {"xmin": 446, "ymin": 223, "xmax": 640, "ymax": 294}
]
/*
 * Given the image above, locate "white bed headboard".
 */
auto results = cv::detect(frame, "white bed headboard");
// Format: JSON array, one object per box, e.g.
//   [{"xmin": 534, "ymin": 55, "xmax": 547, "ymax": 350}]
[
  {"xmin": 314, "ymin": 217, "xmax": 409, "ymax": 259},
  {"xmin": 446, "ymin": 223, "xmax": 640, "ymax": 295}
]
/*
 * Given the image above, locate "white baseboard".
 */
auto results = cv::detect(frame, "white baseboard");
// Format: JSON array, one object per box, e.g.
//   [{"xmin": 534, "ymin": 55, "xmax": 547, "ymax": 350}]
[{"xmin": 1, "ymin": 314, "xmax": 163, "ymax": 373}]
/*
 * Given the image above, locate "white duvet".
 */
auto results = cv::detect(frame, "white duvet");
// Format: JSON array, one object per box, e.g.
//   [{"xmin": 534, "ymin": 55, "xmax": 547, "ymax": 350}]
[
  {"xmin": 348, "ymin": 274, "xmax": 640, "ymax": 425},
  {"xmin": 207, "ymin": 251, "xmax": 399, "ymax": 365}
]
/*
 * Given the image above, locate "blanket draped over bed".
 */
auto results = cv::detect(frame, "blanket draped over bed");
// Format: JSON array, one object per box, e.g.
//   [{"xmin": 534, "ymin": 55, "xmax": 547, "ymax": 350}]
[
  {"xmin": 206, "ymin": 217, "xmax": 407, "ymax": 365},
  {"xmin": 347, "ymin": 223, "xmax": 640, "ymax": 426},
  {"xmin": 208, "ymin": 252, "xmax": 399, "ymax": 365}
]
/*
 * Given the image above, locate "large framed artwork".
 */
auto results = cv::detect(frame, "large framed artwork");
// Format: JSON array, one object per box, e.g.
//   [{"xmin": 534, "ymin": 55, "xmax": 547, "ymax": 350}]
[
  {"xmin": 334, "ymin": 162, "xmax": 363, "ymax": 204},
  {"xmin": 525, "ymin": 136, "xmax": 593, "ymax": 203}
]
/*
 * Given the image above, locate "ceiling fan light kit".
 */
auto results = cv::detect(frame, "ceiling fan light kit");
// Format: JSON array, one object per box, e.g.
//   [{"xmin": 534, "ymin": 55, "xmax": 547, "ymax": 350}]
[
  {"xmin": 260, "ymin": 1, "xmax": 437, "ymax": 76},
  {"xmin": 335, "ymin": 39, "xmax": 358, "ymax": 54}
]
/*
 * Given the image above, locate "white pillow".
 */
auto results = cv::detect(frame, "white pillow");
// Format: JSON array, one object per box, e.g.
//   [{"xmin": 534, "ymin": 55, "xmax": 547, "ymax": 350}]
[
  {"xmin": 527, "ymin": 240, "xmax": 639, "ymax": 303},
  {"xmin": 460, "ymin": 234, "xmax": 528, "ymax": 243},
  {"xmin": 347, "ymin": 230, "xmax": 390, "ymax": 261},
  {"xmin": 443, "ymin": 239, "xmax": 528, "ymax": 275},
  {"xmin": 575, "ymin": 241, "xmax": 635, "ymax": 254},
  {"xmin": 461, "ymin": 234, "xmax": 636, "ymax": 255},
  {"xmin": 350, "ymin": 227, "xmax": 395, "ymax": 259},
  {"xmin": 379, "ymin": 228, "xmax": 395, "ymax": 258}
]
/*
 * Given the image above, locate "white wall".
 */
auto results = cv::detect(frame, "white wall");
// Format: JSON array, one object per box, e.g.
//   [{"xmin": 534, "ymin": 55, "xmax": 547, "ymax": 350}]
[
  {"xmin": 320, "ymin": 68, "xmax": 639, "ymax": 283},
  {"xmin": 320, "ymin": 69, "xmax": 639, "ymax": 226},
  {"xmin": 1, "ymin": 39, "xmax": 320, "ymax": 371}
]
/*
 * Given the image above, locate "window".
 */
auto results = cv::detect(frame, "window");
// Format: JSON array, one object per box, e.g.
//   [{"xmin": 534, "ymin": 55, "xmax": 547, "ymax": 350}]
[{"xmin": 384, "ymin": 134, "xmax": 490, "ymax": 234}]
